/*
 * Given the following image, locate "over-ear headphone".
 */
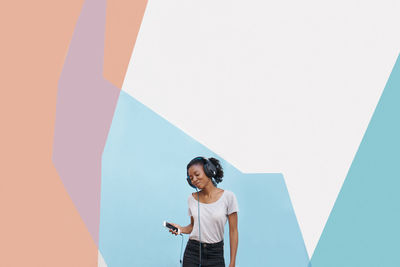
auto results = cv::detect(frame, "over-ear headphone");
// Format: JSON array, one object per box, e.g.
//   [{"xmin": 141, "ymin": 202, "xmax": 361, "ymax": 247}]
[{"xmin": 186, "ymin": 157, "xmax": 217, "ymax": 188}]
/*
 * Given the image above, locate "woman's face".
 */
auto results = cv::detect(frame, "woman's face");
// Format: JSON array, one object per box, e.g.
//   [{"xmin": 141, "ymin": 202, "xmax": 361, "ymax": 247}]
[{"xmin": 188, "ymin": 164, "xmax": 210, "ymax": 189}]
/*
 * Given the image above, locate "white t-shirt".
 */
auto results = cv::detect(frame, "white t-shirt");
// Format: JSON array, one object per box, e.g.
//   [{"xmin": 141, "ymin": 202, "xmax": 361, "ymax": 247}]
[{"xmin": 188, "ymin": 189, "xmax": 239, "ymax": 243}]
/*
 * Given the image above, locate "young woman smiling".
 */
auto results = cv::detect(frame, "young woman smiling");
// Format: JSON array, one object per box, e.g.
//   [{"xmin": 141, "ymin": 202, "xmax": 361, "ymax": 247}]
[{"xmin": 169, "ymin": 157, "xmax": 239, "ymax": 267}]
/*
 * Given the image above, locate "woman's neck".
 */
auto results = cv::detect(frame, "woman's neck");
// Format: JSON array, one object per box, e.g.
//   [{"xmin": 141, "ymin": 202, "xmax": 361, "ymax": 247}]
[{"xmin": 200, "ymin": 183, "xmax": 218, "ymax": 199}]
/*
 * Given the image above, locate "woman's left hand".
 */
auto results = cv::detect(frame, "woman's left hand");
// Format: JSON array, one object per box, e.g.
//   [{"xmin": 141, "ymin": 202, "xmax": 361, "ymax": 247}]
[{"xmin": 229, "ymin": 263, "xmax": 235, "ymax": 267}]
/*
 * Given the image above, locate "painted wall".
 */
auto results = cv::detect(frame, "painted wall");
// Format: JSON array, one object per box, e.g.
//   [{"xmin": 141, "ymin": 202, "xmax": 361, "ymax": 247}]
[{"xmin": 1, "ymin": 0, "xmax": 399, "ymax": 266}]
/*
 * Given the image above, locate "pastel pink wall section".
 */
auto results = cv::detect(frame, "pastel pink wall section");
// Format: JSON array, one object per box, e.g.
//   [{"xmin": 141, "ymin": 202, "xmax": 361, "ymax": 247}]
[
  {"xmin": 0, "ymin": 1, "xmax": 99, "ymax": 266},
  {"xmin": 53, "ymin": 0, "xmax": 121, "ymax": 247},
  {"xmin": 103, "ymin": 0, "xmax": 148, "ymax": 88}
]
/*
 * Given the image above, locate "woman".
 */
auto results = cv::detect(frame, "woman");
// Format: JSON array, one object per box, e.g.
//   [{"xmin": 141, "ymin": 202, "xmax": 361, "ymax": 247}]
[{"xmin": 169, "ymin": 156, "xmax": 239, "ymax": 267}]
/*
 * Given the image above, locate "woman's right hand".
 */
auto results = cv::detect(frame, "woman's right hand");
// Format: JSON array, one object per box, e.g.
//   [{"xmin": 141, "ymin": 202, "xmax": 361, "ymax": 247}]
[{"xmin": 169, "ymin": 222, "xmax": 182, "ymax": 235}]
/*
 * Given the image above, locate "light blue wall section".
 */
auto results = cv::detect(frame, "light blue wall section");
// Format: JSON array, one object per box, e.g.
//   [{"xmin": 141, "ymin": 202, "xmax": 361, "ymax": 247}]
[
  {"xmin": 99, "ymin": 91, "xmax": 309, "ymax": 266},
  {"xmin": 311, "ymin": 55, "xmax": 400, "ymax": 267}
]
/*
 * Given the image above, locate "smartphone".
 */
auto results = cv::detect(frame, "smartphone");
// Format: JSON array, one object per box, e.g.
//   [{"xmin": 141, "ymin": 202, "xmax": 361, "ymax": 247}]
[{"xmin": 163, "ymin": 221, "xmax": 181, "ymax": 234}]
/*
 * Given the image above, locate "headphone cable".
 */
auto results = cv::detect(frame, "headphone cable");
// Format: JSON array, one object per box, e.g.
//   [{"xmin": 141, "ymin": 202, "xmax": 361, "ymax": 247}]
[
  {"xmin": 196, "ymin": 189, "xmax": 202, "ymax": 267},
  {"xmin": 179, "ymin": 233, "xmax": 184, "ymax": 267}
]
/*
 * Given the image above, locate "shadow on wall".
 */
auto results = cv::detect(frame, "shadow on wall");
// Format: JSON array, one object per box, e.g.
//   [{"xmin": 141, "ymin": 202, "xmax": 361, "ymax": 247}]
[{"xmin": 99, "ymin": 91, "xmax": 310, "ymax": 267}]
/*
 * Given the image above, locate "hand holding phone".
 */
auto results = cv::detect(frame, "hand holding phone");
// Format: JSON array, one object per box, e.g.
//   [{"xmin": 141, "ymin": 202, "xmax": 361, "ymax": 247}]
[{"xmin": 163, "ymin": 221, "xmax": 181, "ymax": 235}]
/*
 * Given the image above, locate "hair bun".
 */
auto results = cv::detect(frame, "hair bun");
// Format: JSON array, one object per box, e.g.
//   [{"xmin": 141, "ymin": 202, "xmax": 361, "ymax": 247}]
[{"xmin": 208, "ymin": 157, "xmax": 224, "ymax": 184}]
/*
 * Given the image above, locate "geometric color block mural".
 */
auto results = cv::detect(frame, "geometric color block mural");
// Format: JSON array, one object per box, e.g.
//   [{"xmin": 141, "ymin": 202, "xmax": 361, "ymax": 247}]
[{"xmin": 2, "ymin": 0, "xmax": 399, "ymax": 265}]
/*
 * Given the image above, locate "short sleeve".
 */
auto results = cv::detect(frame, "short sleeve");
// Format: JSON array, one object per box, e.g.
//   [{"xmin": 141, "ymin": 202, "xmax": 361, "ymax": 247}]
[{"xmin": 227, "ymin": 191, "xmax": 239, "ymax": 215}]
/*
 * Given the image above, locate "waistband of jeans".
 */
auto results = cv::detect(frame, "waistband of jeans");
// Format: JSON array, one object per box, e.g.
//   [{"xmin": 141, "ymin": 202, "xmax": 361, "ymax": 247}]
[{"xmin": 188, "ymin": 239, "xmax": 224, "ymax": 248}]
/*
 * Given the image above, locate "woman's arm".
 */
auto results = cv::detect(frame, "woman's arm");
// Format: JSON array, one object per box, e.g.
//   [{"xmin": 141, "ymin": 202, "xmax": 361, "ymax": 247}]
[
  {"xmin": 228, "ymin": 212, "xmax": 238, "ymax": 267},
  {"xmin": 180, "ymin": 216, "xmax": 194, "ymax": 234}
]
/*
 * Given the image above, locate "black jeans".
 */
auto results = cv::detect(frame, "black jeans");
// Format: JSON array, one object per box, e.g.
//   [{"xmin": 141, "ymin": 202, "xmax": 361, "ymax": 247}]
[{"xmin": 182, "ymin": 239, "xmax": 225, "ymax": 267}]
